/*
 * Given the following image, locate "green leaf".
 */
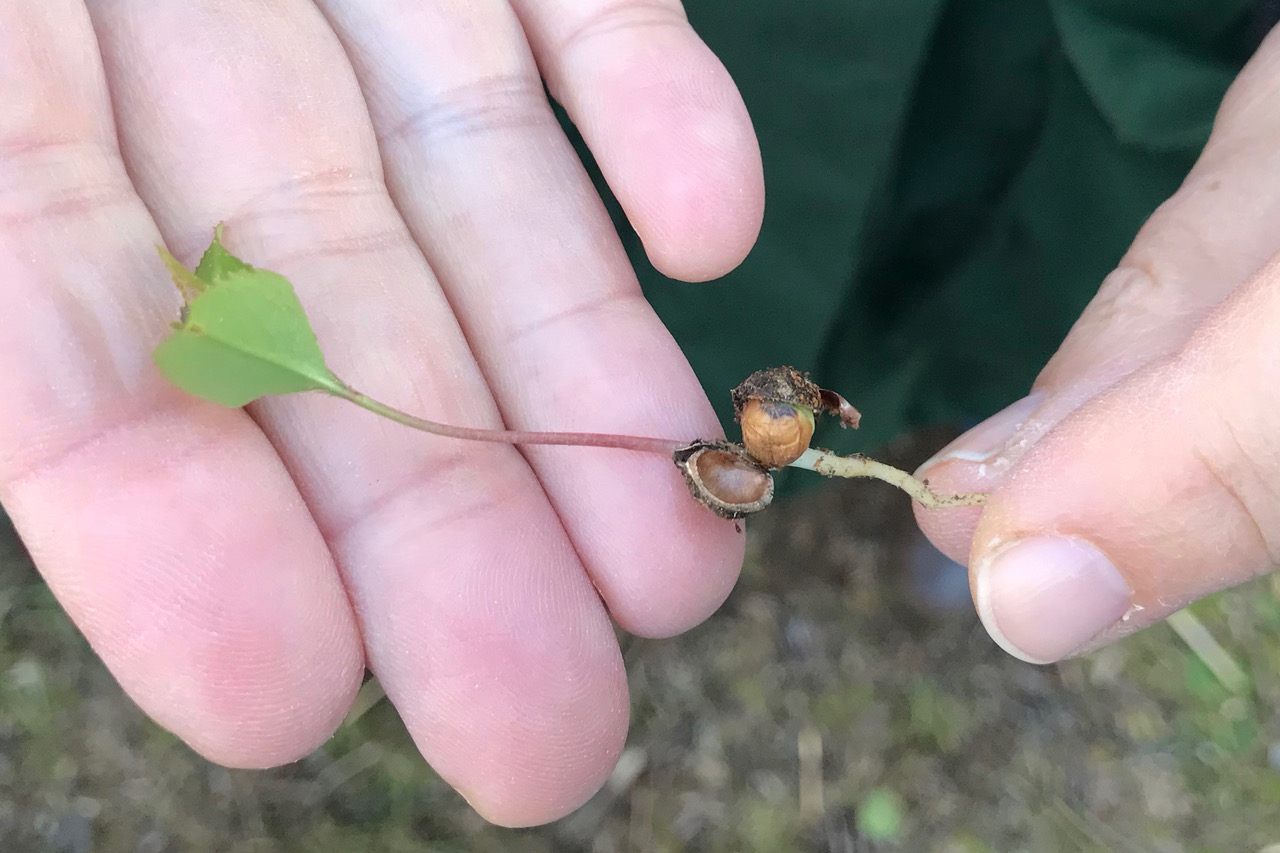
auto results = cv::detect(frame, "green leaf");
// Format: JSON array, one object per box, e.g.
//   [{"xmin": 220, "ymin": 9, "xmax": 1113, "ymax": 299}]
[
  {"xmin": 153, "ymin": 233, "xmax": 344, "ymax": 408},
  {"xmin": 158, "ymin": 244, "xmax": 205, "ymax": 306},
  {"xmin": 193, "ymin": 223, "xmax": 252, "ymax": 285}
]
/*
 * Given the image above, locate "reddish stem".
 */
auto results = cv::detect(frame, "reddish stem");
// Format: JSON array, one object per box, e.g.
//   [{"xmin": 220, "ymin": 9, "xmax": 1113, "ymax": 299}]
[{"xmin": 340, "ymin": 387, "xmax": 684, "ymax": 456}]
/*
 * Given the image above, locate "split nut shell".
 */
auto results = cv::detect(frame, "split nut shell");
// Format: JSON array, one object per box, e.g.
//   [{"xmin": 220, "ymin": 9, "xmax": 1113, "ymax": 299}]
[
  {"xmin": 673, "ymin": 441, "xmax": 774, "ymax": 519},
  {"xmin": 731, "ymin": 365, "xmax": 862, "ymax": 469}
]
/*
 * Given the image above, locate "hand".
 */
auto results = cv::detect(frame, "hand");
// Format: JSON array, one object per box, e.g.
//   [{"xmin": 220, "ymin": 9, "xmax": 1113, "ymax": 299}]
[
  {"xmin": 914, "ymin": 28, "xmax": 1280, "ymax": 666},
  {"xmin": 0, "ymin": 0, "xmax": 761, "ymax": 826}
]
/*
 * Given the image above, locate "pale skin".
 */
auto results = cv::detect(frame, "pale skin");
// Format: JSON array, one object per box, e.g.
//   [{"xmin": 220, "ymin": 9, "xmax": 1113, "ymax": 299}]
[
  {"xmin": 915, "ymin": 28, "xmax": 1280, "ymax": 666},
  {"xmin": 4, "ymin": 0, "xmax": 1280, "ymax": 831},
  {"xmin": 0, "ymin": 0, "xmax": 761, "ymax": 828}
]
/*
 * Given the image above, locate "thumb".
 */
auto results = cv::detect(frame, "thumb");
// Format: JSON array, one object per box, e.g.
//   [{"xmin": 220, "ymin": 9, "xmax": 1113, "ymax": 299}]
[
  {"xmin": 966, "ymin": 254, "xmax": 1280, "ymax": 664},
  {"xmin": 914, "ymin": 27, "xmax": 1280, "ymax": 564}
]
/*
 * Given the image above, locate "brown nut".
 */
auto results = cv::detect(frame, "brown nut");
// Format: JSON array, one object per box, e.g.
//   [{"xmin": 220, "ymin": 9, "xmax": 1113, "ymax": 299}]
[
  {"xmin": 673, "ymin": 440, "xmax": 774, "ymax": 519},
  {"xmin": 731, "ymin": 366, "xmax": 862, "ymax": 469},
  {"xmin": 739, "ymin": 397, "xmax": 815, "ymax": 468}
]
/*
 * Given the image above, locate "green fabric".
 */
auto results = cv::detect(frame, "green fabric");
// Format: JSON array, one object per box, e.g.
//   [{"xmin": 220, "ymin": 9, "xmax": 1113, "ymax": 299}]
[{"xmin": 563, "ymin": 0, "xmax": 1256, "ymax": 481}]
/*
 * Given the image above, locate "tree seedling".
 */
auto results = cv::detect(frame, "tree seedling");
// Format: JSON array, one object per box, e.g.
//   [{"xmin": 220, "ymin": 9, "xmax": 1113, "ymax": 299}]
[{"xmin": 154, "ymin": 227, "xmax": 987, "ymax": 518}]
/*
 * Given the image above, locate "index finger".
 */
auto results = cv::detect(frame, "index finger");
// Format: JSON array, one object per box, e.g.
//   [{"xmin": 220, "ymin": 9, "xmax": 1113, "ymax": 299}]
[{"xmin": 512, "ymin": 0, "xmax": 764, "ymax": 281}]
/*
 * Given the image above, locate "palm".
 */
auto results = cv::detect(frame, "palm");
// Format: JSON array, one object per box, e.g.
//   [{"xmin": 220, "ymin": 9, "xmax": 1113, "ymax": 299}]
[{"xmin": 0, "ymin": 0, "xmax": 762, "ymax": 826}]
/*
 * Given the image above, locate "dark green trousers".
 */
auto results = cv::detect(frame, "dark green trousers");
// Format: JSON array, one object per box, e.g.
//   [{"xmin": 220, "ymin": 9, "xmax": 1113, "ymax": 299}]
[{"xmin": 568, "ymin": 0, "xmax": 1265, "ymax": 486}]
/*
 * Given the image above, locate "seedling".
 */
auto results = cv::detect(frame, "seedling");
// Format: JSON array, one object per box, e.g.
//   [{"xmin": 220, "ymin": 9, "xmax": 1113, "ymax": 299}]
[{"xmin": 154, "ymin": 227, "xmax": 986, "ymax": 518}]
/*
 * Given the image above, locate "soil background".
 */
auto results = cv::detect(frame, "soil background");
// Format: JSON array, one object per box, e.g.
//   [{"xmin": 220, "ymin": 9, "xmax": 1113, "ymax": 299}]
[{"xmin": 3, "ymin": 434, "xmax": 1279, "ymax": 852}]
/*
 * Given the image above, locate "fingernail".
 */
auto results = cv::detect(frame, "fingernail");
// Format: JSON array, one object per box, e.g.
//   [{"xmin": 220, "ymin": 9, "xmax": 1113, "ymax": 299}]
[
  {"xmin": 973, "ymin": 537, "xmax": 1131, "ymax": 664},
  {"xmin": 917, "ymin": 393, "xmax": 1045, "ymax": 473}
]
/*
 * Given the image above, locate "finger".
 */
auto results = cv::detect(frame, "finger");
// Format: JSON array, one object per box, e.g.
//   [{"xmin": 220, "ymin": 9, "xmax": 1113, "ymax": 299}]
[
  {"xmin": 915, "ymin": 28, "xmax": 1280, "ymax": 562},
  {"xmin": 316, "ymin": 0, "xmax": 746, "ymax": 638},
  {"xmin": 86, "ymin": 0, "xmax": 626, "ymax": 825},
  {"xmin": 510, "ymin": 0, "xmax": 763, "ymax": 281},
  {"xmin": 0, "ymin": 0, "xmax": 363, "ymax": 766},
  {"xmin": 964, "ymin": 253, "xmax": 1280, "ymax": 664}
]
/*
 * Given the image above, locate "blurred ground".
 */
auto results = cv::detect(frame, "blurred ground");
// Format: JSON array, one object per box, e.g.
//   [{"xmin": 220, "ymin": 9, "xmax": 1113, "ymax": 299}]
[{"xmin": 2, "ymin": 432, "xmax": 1279, "ymax": 852}]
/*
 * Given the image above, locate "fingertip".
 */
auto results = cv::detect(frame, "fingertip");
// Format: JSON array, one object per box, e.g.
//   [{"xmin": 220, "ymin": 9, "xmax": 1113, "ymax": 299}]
[
  {"xmin": 540, "ymin": 443, "xmax": 745, "ymax": 640},
  {"xmin": 408, "ymin": 626, "xmax": 631, "ymax": 828},
  {"xmin": 630, "ymin": 51, "xmax": 764, "ymax": 282},
  {"xmin": 971, "ymin": 536, "xmax": 1133, "ymax": 665},
  {"xmin": 638, "ymin": 157, "xmax": 764, "ymax": 283},
  {"xmin": 632, "ymin": 66, "xmax": 764, "ymax": 283},
  {"xmin": 571, "ymin": 36, "xmax": 763, "ymax": 282},
  {"xmin": 353, "ymin": 502, "xmax": 634, "ymax": 828},
  {"xmin": 608, "ymin": 486, "xmax": 747, "ymax": 639},
  {"xmin": 970, "ymin": 551, "xmax": 1051, "ymax": 666},
  {"xmin": 458, "ymin": 700, "xmax": 628, "ymax": 827},
  {"xmin": 181, "ymin": 655, "xmax": 364, "ymax": 769},
  {"xmin": 152, "ymin": 585, "xmax": 368, "ymax": 770},
  {"xmin": 5, "ymin": 411, "xmax": 370, "ymax": 774},
  {"xmin": 910, "ymin": 458, "xmax": 991, "ymax": 565},
  {"xmin": 909, "ymin": 395, "xmax": 1047, "ymax": 563}
]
